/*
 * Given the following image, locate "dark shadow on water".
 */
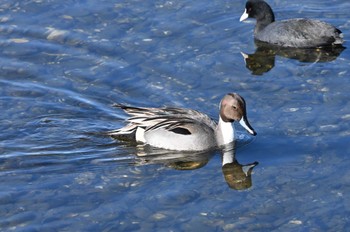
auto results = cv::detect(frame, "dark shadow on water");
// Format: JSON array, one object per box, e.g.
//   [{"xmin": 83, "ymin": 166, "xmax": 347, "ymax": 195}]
[
  {"xmin": 242, "ymin": 40, "xmax": 346, "ymax": 75},
  {"xmin": 127, "ymin": 141, "xmax": 259, "ymax": 191}
]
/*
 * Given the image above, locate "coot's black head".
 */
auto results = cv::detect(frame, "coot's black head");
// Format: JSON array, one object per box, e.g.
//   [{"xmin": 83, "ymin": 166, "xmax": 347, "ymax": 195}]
[{"xmin": 240, "ymin": 0, "xmax": 275, "ymax": 23}]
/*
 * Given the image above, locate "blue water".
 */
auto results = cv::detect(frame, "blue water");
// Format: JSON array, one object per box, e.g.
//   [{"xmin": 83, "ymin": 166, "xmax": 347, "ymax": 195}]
[{"xmin": 1, "ymin": 0, "xmax": 350, "ymax": 231}]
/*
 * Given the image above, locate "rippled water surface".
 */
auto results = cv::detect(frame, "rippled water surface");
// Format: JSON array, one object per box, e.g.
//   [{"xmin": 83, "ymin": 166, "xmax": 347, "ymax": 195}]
[{"xmin": 1, "ymin": 0, "xmax": 350, "ymax": 231}]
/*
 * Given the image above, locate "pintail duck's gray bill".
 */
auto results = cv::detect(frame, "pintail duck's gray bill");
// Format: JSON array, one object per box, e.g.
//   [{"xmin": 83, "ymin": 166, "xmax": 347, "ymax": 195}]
[{"xmin": 239, "ymin": 117, "xmax": 257, "ymax": 136}]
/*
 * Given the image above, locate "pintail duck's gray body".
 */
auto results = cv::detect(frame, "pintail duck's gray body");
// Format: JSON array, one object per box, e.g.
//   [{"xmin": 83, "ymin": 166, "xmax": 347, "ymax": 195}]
[{"xmin": 109, "ymin": 93, "xmax": 256, "ymax": 151}]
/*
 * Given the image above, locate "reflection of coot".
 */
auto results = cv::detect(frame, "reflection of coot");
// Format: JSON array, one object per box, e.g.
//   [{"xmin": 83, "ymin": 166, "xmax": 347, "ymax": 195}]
[
  {"xmin": 241, "ymin": 46, "xmax": 276, "ymax": 75},
  {"xmin": 240, "ymin": 0, "xmax": 344, "ymax": 48},
  {"xmin": 242, "ymin": 41, "xmax": 346, "ymax": 75}
]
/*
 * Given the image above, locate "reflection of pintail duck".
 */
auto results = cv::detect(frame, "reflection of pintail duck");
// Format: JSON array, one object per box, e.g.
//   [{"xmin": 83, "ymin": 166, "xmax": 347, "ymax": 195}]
[
  {"xmin": 131, "ymin": 143, "xmax": 259, "ymax": 190},
  {"xmin": 241, "ymin": 41, "xmax": 345, "ymax": 75},
  {"xmin": 222, "ymin": 148, "xmax": 258, "ymax": 190},
  {"xmin": 109, "ymin": 93, "xmax": 256, "ymax": 151},
  {"xmin": 134, "ymin": 148, "xmax": 213, "ymax": 170},
  {"xmin": 240, "ymin": 0, "xmax": 344, "ymax": 48}
]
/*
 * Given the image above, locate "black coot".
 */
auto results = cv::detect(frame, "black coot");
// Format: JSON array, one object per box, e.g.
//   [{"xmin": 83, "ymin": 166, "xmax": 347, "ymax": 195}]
[{"xmin": 240, "ymin": 0, "xmax": 344, "ymax": 48}]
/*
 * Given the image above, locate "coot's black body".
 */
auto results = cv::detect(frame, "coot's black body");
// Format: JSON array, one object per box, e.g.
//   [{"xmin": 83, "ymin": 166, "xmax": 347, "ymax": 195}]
[{"xmin": 240, "ymin": 0, "xmax": 344, "ymax": 48}]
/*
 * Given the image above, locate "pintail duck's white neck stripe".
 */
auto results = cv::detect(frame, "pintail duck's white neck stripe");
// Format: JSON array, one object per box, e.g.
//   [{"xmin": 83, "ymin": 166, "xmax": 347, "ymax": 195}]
[{"xmin": 217, "ymin": 116, "xmax": 234, "ymax": 146}]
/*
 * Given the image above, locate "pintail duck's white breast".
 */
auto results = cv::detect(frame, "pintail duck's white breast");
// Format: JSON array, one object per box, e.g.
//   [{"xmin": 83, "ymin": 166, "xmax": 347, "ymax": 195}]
[{"xmin": 109, "ymin": 93, "xmax": 256, "ymax": 151}]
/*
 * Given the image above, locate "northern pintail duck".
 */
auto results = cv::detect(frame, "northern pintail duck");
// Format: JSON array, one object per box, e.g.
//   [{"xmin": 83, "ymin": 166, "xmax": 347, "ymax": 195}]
[{"xmin": 109, "ymin": 93, "xmax": 256, "ymax": 151}]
